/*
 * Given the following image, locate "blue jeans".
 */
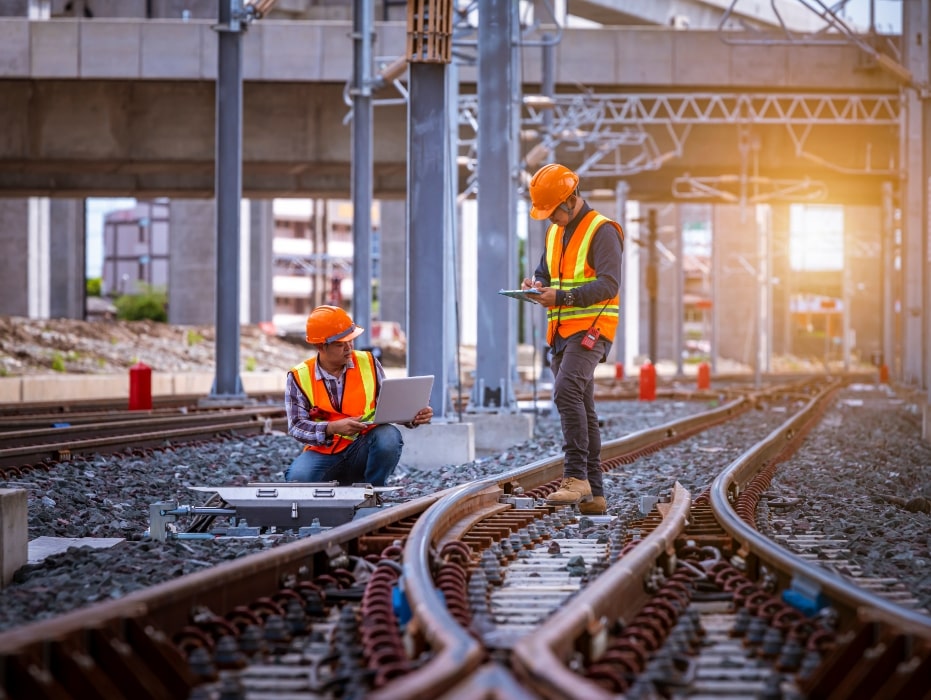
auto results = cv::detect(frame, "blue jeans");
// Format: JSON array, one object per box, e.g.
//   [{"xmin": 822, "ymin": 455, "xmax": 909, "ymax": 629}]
[
  {"xmin": 551, "ymin": 336, "xmax": 609, "ymax": 498},
  {"xmin": 285, "ymin": 424, "xmax": 404, "ymax": 486}
]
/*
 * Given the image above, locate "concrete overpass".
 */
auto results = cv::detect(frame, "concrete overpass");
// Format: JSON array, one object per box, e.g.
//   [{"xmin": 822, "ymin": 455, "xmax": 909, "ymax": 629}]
[
  {"xmin": 569, "ymin": 0, "xmax": 825, "ymax": 31},
  {"xmin": 0, "ymin": 18, "xmax": 901, "ymax": 203}
]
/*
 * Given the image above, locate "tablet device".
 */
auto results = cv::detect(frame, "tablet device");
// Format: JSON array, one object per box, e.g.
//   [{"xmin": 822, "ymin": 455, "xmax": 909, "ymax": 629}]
[
  {"xmin": 365, "ymin": 375, "xmax": 434, "ymax": 424},
  {"xmin": 498, "ymin": 288, "xmax": 543, "ymax": 303}
]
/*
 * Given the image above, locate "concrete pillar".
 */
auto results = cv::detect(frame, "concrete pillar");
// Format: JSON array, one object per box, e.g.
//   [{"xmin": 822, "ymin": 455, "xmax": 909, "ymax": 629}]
[
  {"xmin": 844, "ymin": 204, "xmax": 883, "ymax": 367},
  {"xmin": 902, "ymin": 1, "xmax": 928, "ymax": 387},
  {"xmin": 27, "ymin": 197, "xmax": 50, "ymax": 319},
  {"xmin": 49, "ymin": 199, "xmax": 86, "ymax": 319},
  {"xmin": 168, "ymin": 199, "xmax": 215, "ymax": 325},
  {"xmin": 0, "ymin": 199, "xmax": 29, "ymax": 316},
  {"xmin": 647, "ymin": 203, "xmax": 678, "ymax": 365},
  {"xmin": 0, "ymin": 489, "xmax": 27, "ymax": 589},
  {"xmin": 770, "ymin": 205, "xmax": 791, "ymax": 357},
  {"xmin": 712, "ymin": 204, "xmax": 758, "ymax": 368},
  {"xmin": 248, "ymin": 199, "xmax": 274, "ymax": 324},
  {"xmin": 0, "ymin": 1, "xmax": 29, "ymax": 17},
  {"xmin": 379, "ymin": 198, "xmax": 406, "ymax": 331}
]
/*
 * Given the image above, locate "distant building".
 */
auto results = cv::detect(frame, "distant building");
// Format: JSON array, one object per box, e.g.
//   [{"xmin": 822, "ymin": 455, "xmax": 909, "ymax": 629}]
[
  {"xmin": 101, "ymin": 200, "xmax": 170, "ymax": 297},
  {"xmin": 100, "ymin": 198, "xmax": 381, "ymax": 336},
  {"xmin": 271, "ymin": 199, "xmax": 380, "ymax": 336}
]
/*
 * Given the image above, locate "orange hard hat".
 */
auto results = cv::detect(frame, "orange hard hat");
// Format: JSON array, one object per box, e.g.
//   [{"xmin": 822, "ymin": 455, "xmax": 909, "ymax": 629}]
[
  {"xmin": 305, "ymin": 305, "xmax": 364, "ymax": 344},
  {"xmin": 528, "ymin": 163, "xmax": 579, "ymax": 220}
]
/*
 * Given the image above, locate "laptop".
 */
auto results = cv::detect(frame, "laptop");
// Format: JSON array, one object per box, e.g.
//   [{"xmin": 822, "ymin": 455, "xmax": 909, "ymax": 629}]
[{"xmin": 364, "ymin": 375, "xmax": 435, "ymax": 424}]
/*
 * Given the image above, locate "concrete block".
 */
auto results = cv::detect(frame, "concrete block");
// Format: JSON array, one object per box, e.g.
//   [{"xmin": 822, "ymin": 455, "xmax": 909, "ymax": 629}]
[
  {"xmin": 463, "ymin": 413, "xmax": 534, "ymax": 452},
  {"xmin": 259, "ymin": 22, "xmax": 322, "ymax": 81},
  {"xmin": 398, "ymin": 422, "xmax": 474, "ymax": 471},
  {"xmin": 171, "ymin": 372, "xmax": 214, "ymax": 396},
  {"xmin": 28, "ymin": 536, "xmax": 123, "ymax": 565},
  {"xmin": 731, "ymin": 44, "xmax": 788, "ymax": 88},
  {"xmin": 0, "ymin": 489, "xmax": 28, "ymax": 588},
  {"xmin": 787, "ymin": 44, "xmax": 863, "ymax": 90},
  {"xmin": 673, "ymin": 32, "xmax": 731, "ymax": 86},
  {"xmin": 197, "ymin": 22, "xmax": 218, "ymax": 80},
  {"xmin": 151, "ymin": 373, "xmax": 174, "ymax": 396},
  {"xmin": 611, "ymin": 29, "xmax": 673, "ymax": 86},
  {"xmin": 31, "ymin": 20, "xmax": 79, "ymax": 77},
  {"xmin": 0, "ymin": 377, "xmax": 21, "ymax": 404},
  {"xmin": 22, "ymin": 374, "xmax": 126, "ymax": 402},
  {"xmin": 0, "ymin": 19, "xmax": 28, "ymax": 77},
  {"xmin": 141, "ymin": 21, "xmax": 203, "ymax": 79},
  {"xmin": 241, "ymin": 371, "xmax": 287, "ymax": 396},
  {"xmin": 79, "ymin": 20, "xmax": 142, "ymax": 78},
  {"xmin": 318, "ymin": 21, "xmax": 353, "ymax": 80}
]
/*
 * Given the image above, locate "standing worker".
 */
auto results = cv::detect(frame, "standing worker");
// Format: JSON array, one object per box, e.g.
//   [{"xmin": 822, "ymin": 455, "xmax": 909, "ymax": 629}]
[
  {"xmin": 285, "ymin": 305, "xmax": 433, "ymax": 485},
  {"xmin": 521, "ymin": 163, "xmax": 624, "ymax": 515}
]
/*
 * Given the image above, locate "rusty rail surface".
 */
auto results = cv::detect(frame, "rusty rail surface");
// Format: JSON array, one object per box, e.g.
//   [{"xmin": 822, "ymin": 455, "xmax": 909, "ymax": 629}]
[
  {"xmin": 0, "ymin": 392, "xmax": 754, "ymax": 698},
  {"xmin": 5, "ymin": 377, "xmax": 921, "ymax": 698},
  {"xmin": 371, "ymin": 377, "xmax": 930, "ymax": 698},
  {"xmin": 0, "ymin": 407, "xmax": 286, "ymax": 471}
]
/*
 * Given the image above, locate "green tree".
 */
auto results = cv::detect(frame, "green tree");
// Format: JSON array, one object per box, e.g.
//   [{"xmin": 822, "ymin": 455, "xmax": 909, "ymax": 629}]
[{"xmin": 114, "ymin": 284, "xmax": 168, "ymax": 322}]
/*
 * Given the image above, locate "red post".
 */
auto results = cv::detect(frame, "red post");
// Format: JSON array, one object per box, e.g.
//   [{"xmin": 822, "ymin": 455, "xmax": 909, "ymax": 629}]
[
  {"xmin": 129, "ymin": 362, "xmax": 152, "ymax": 410},
  {"xmin": 879, "ymin": 364, "xmax": 889, "ymax": 384},
  {"xmin": 615, "ymin": 362, "xmax": 624, "ymax": 381},
  {"xmin": 639, "ymin": 362, "xmax": 656, "ymax": 401},
  {"xmin": 697, "ymin": 362, "xmax": 711, "ymax": 390}
]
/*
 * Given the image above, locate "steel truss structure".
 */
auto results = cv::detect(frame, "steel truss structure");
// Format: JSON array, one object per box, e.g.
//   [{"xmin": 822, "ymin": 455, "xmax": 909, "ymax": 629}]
[{"xmin": 457, "ymin": 91, "xmax": 900, "ymax": 194}]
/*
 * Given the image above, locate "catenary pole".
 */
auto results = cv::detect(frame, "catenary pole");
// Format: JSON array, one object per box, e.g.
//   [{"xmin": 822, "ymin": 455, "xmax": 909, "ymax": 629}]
[
  {"xmin": 208, "ymin": 0, "xmax": 247, "ymax": 402},
  {"xmin": 351, "ymin": 0, "xmax": 373, "ymax": 346}
]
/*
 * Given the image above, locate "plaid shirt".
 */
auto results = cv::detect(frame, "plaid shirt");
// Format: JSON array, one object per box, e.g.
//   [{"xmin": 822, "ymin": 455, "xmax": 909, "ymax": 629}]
[{"xmin": 285, "ymin": 354, "xmax": 385, "ymax": 447}]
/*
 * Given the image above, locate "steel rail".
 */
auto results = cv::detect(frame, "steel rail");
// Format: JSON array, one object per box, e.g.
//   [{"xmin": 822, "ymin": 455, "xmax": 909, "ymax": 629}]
[
  {"xmin": 709, "ymin": 379, "xmax": 931, "ymax": 634},
  {"xmin": 0, "ymin": 407, "xmax": 283, "ymax": 447},
  {"xmin": 0, "ymin": 492, "xmax": 441, "ymax": 657},
  {"xmin": 511, "ymin": 482, "xmax": 692, "ymax": 700},
  {"xmin": 0, "ymin": 416, "xmax": 287, "ymax": 470},
  {"xmin": 0, "ymin": 383, "xmax": 816, "ymax": 697},
  {"xmin": 373, "ymin": 396, "xmax": 753, "ymax": 698},
  {"xmin": 368, "ymin": 482, "xmax": 497, "ymax": 700}
]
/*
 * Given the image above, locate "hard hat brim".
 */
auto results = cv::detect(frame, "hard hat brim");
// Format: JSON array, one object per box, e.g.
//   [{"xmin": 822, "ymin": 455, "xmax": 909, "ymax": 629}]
[
  {"xmin": 306, "ymin": 323, "xmax": 365, "ymax": 345},
  {"xmin": 529, "ymin": 203, "xmax": 555, "ymax": 220},
  {"xmin": 343, "ymin": 325, "xmax": 365, "ymax": 342}
]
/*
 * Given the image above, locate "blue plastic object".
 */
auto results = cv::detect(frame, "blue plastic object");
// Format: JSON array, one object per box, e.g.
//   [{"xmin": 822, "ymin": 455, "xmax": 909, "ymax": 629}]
[{"xmin": 392, "ymin": 579, "xmax": 413, "ymax": 626}]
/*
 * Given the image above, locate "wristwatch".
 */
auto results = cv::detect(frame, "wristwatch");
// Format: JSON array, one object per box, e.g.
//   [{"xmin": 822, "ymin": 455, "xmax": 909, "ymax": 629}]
[{"xmin": 563, "ymin": 291, "xmax": 575, "ymax": 307}]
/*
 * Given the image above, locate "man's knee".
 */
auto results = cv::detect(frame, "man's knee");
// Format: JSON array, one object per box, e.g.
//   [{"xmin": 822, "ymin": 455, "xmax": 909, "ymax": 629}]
[{"xmin": 370, "ymin": 425, "xmax": 403, "ymax": 452}]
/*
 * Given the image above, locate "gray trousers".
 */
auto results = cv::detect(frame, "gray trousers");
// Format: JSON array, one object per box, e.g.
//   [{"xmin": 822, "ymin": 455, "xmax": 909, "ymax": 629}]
[{"xmin": 550, "ymin": 336, "xmax": 609, "ymax": 497}]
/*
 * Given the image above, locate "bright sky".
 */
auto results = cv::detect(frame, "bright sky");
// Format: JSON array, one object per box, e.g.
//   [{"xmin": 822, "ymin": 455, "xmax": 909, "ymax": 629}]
[
  {"xmin": 841, "ymin": 0, "xmax": 901, "ymax": 33},
  {"xmin": 86, "ymin": 197, "xmax": 135, "ymax": 278}
]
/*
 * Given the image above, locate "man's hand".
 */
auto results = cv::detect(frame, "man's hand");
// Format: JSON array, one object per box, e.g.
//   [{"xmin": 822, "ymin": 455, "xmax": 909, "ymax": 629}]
[
  {"xmin": 520, "ymin": 278, "xmax": 558, "ymax": 307},
  {"xmin": 411, "ymin": 407, "xmax": 433, "ymax": 426},
  {"xmin": 521, "ymin": 277, "xmax": 542, "ymax": 291},
  {"xmin": 327, "ymin": 417, "xmax": 368, "ymax": 436}
]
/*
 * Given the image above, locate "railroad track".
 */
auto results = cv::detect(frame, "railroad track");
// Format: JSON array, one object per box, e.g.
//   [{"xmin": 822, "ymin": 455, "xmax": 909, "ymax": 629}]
[
  {"xmin": 0, "ymin": 406, "xmax": 287, "ymax": 472},
  {"xmin": 0, "ymin": 377, "xmax": 927, "ymax": 698}
]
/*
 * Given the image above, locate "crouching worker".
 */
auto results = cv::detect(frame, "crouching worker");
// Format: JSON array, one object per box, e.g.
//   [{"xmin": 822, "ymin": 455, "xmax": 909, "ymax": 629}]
[{"xmin": 285, "ymin": 305, "xmax": 433, "ymax": 486}]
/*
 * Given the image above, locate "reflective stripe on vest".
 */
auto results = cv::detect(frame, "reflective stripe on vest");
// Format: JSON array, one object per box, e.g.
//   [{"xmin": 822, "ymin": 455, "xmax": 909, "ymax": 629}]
[
  {"xmin": 545, "ymin": 211, "xmax": 622, "ymax": 344},
  {"xmin": 289, "ymin": 351, "xmax": 377, "ymax": 454}
]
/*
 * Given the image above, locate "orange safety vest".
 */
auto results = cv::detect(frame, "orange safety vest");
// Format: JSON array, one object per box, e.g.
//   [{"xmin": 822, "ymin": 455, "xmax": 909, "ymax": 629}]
[
  {"xmin": 545, "ymin": 210, "xmax": 624, "ymax": 345},
  {"xmin": 290, "ymin": 351, "xmax": 377, "ymax": 454}
]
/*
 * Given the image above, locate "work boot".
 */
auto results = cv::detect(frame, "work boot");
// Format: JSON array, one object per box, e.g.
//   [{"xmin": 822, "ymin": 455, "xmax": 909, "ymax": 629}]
[
  {"xmin": 578, "ymin": 496, "xmax": 607, "ymax": 515},
  {"xmin": 546, "ymin": 477, "xmax": 592, "ymax": 505}
]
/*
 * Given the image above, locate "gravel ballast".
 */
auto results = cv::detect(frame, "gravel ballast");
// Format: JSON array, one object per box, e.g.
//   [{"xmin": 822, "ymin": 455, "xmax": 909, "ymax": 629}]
[{"xmin": 1, "ymin": 384, "xmax": 929, "ymax": 634}]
